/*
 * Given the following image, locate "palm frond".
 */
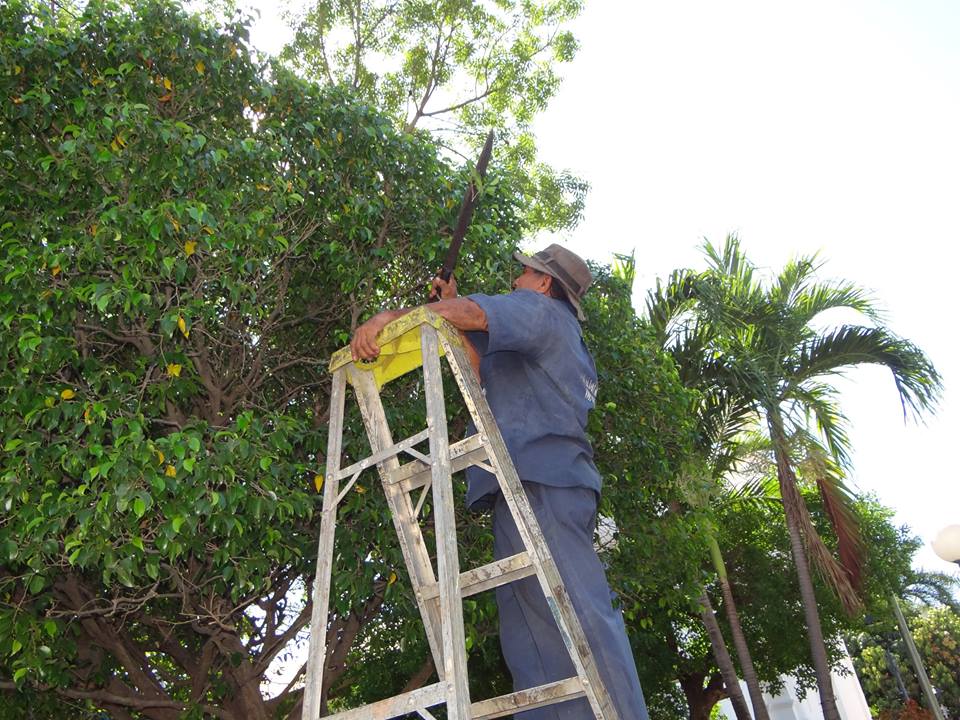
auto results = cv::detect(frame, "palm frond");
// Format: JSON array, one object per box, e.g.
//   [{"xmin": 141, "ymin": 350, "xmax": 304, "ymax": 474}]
[
  {"xmin": 644, "ymin": 268, "xmax": 699, "ymax": 342},
  {"xmin": 790, "ymin": 383, "xmax": 853, "ymax": 468},
  {"xmin": 721, "ymin": 473, "xmax": 781, "ymax": 511},
  {"xmin": 905, "ymin": 571, "xmax": 960, "ymax": 613},
  {"xmin": 805, "ymin": 451, "xmax": 864, "ymax": 595},
  {"xmin": 698, "ymin": 235, "xmax": 770, "ymax": 324},
  {"xmin": 698, "ymin": 390, "xmax": 760, "ymax": 477},
  {"xmin": 790, "ymin": 325, "xmax": 942, "ymax": 420},
  {"xmin": 780, "ymin": 473, "xmax": 863, "ymax": 615},
  {"xmin": 792, "ymin": 279, "xmax": 881, "ymax": 326},
  {"xmin": 612, "ymin": 249, "xmax": 637, "ymax": 287},
  {"xmin": 769, "ymin": 253, "xmax": 822, "ymax": 309}
]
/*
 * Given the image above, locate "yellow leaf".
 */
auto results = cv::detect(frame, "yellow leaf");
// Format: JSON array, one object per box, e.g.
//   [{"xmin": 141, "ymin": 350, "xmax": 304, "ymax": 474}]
[
  {"xmin": 110, "ymin": 140, "xmax": 119, "ymax": 152},
  {"xmin": 91, "ymin": 77, "xmax": 102, "ymax": 86},
  {"xmin": 44, "ymin": 397, "xmax": 55, "ymax": 408},
  {"xmin": 388, "ymin": 571, "xmax": 397, "ymax": 586},
  {"xmin": 158, "ymin": 92, "xmax": 173, "ymax": 103},
  {"xmin": 286, "ymin": 181, "xmax": 292, "ymax": 192},
  {"xmin": 51, "ymin": 265, "xmax": 61, "ymax": 276},
  {"xmin": 195, "ymin": 60, "xmax": 205, "ymax": 75},
  {"xmin": 202, "ymin": 226, "xmax": 214, "ymax": 235},
  {"xmin": 256, "ymin": 184, "xmax": 270, "ymax": 191},
  {"xmin": 177, "ymin": 316, "xmax": 189, "ymax": 338},
  {"xmin": 88, "ymin": 223, "xmax": 98, "ymax": 236},
  {"xmin": 355, "ymin": 484, "xmax": 366, "ymax": 495},
  {"xmin": 14, "ymin": 65, "xmax": 22, "ymax": 75},
  {"xmin": 155, "ymin": 450, "xmax": 165, "ymax": 465},
  {"xmin": 313, "ymin": 474, "xmax": 324, "ymax": 492},
  {"xmin": 12, "ymin": 97, "xmax": 23, "ymax": 105},
  {"xmin": 184, "ymin": 240, "xmax": 196, "ymax": 257},
  {"xmin": 165, "ymin": 465, "xmax": 177, "ymax": 477},
  {"xmin": 166, "ymin": 363, "xmax": 182, "ymax": 377},
  {"xmin": 170, "ymin": 217, "xmax": 180, "ymax": 232},
  {"xmin": 229, "ymin": 43, "xmax": 238, "ymax": 59},
  {"xmin": 163, "ymin": 77, "xmax": 172, "ymax": 90},
  {"xmin": 336, "ymin": 130, "xmax": 343, "ymax": 143},
  {"xmin": 83, "ymin": 406, "xmax": 92, "ymax": 424},
  {"xmin": 60, "ymin": 389, "xmax": 75, "ymax": 400}
]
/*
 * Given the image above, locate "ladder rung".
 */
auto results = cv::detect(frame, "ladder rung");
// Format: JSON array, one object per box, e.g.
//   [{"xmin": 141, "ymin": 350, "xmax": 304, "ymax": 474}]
[
  {"xmin": 422, "ymin": 552, "xmax": 536, "ymax": 601},
  {"xmin": 323, "ymin": 681, "xmax": 446, "ymax": 720},
  {"xmin": 388, "ymin": 433, "xmax": 489, "ymax": 491},
  {"xmin": 335, "ymin": 428, "xmax": 431, "ymax": 481},
  {"xmin": 471, "ymin": 676, "xmax": 586, "ymax": 719}
]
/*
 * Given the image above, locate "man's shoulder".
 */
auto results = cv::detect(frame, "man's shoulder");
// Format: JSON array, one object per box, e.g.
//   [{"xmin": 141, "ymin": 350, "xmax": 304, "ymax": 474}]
[{"xmin": 477, "ymin": 289, "xmax": 574, "ymax": 317}]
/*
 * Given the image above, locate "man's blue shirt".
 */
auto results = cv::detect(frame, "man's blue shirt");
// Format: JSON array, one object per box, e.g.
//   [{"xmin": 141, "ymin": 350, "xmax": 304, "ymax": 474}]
[{"xmin": 464, "ymin": 289, "xmax": 601, "ymax": 509}]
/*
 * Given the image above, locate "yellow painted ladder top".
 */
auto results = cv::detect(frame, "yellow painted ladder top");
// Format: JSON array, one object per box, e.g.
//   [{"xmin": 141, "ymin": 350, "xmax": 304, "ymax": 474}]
[{"xmin": 328, "ymin": 307, "xmax": 463, "ymax": 389}]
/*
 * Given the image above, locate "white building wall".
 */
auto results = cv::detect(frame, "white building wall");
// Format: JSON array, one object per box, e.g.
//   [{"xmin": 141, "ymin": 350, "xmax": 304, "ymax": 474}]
[{"xmin": 716, "ymin": 647, "xmax": 872, "ymax": 720}]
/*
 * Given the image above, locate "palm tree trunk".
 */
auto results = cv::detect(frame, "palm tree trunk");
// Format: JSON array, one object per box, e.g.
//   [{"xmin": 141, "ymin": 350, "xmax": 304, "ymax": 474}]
[
  {"xmin": 708, "ymin": 535, "xmax": 771, "ymax": 720},
  {"xmin": 769, "ymin": 415, "xmax": 841, "ymax": 720},
  {"xmin": 697, "ymin": 589, "xmax": 753, "ymax": 720}
]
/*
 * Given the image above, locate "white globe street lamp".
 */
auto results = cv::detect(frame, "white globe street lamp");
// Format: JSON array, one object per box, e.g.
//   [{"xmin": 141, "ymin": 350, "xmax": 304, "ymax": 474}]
[{"xmin": 931, "ymin": 524, "xmax": 960, "ymax": 567}]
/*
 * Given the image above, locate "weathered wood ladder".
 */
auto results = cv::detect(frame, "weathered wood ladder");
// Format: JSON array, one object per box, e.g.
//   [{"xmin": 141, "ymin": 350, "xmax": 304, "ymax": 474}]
[{"xmin": 302, "ymin": 308, "xmax": 618, "ymax": 720}]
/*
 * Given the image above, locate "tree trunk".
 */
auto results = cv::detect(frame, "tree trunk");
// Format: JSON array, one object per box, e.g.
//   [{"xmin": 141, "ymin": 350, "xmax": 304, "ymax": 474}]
[
  {"xmin": 680, "ymin": 670, "xmax": 727, "ymax": 720},
  {"xmin": 697, "ymin": 589, "xmax": 753, "ymax": 720},
  {"xmin": 708, "ymin": 535, "xmax": 771, "ymax": 720},
  {"xmin": 769, "ymin": 414, "xmax": 842, "ymax": 720},
  {"xmin": 224, "ymin": 680, "xmax": 269, "ymax": 720}
]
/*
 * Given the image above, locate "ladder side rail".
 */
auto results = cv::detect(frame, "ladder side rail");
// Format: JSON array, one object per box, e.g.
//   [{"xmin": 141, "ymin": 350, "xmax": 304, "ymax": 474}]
[
  {"xmin": 439, "ymin": 335, "xmax": 620, "ymax": 720},
  {"xmin": 303, "ymin": 369, "xmax": 348, "ymax": 720},
  {"xmin": 421, "ymin": 325, "xmax": 472, "ymax": 719},
  {"xmin": 350, "ymin": 368, "xmax": 447, "ymax": 676}
]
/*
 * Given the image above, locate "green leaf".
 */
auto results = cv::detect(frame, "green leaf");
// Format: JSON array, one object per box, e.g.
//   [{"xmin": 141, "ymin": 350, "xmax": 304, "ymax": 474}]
[{"xmin": 133, "ymin": 497, "xmax": 146, "ymax": 518}]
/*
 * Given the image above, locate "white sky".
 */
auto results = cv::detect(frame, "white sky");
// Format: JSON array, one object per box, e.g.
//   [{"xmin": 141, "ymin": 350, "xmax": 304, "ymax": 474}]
[{"xmin": 244, "ymin": 1, "xmax": 960, "ymax": 573}]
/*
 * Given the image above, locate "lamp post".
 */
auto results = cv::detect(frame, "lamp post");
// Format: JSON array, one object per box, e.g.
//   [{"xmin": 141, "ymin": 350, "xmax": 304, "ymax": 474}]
[
  {"xmin": 932, "ymin": 524, "xmax": 960, "ymax": 567},
  {"xmin": 890, "ymin": 595, "xmax": 945, "ymax": 720}
]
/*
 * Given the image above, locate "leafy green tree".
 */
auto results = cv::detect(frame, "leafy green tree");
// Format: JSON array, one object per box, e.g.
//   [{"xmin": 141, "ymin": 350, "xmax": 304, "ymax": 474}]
[
  {"xmin": 0, "ymin": 2, "xmax": 699, "ymax": 716},
  {"xmin": 282, "ymin": 0, "xmax": 589, "ymax": 233},
  {"xmin": 0, "ymin": 0, "xmax": 521, "ymax": 715},
  {"xmin": 658, "ymin": 488, "xmax": 928, "ymax": 720},
  {"xmin": 849, "ymin": 600, "xmax": 960, "ymax": 718}
]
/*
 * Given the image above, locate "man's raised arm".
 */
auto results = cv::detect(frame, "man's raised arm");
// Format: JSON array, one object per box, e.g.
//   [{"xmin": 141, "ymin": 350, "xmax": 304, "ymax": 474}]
[{"xmin": 349, "ymin": 275, "xmax": 487, "ymax": 366}]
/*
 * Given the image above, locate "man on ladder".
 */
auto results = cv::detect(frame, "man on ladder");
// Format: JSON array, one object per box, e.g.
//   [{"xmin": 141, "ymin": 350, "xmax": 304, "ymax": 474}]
[{"xmin": 350, "ymin": 244, "xmax": 649, "ymax": 720}]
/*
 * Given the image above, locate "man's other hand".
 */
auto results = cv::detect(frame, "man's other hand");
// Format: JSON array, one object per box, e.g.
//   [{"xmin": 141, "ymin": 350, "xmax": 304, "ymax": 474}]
[
  {"xmin": 429, "ymin": 274, "xmax": 458, "ymax": 301},
  {"xmin": 350, "ymin": 311, "xmax": 393, "ymax": 361}
]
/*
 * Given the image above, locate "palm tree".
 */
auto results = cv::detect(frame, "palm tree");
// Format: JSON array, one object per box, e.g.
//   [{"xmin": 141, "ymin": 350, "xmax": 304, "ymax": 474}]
[
  {"xmin": 648, "ymin": 270, "xmax": 772, "ymax": 720},
  {"xmin": 659, "ymin": 235, "xmax": 941, "ymax": 720}
]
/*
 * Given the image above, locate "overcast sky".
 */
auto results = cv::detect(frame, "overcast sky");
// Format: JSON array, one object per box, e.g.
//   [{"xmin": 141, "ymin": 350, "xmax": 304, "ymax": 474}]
[
  {"xmin": 245, "ymin": 1, "xmax": 960, "ymax": 573},
  {"xmin": 527, "ymin": 0, "xmax": 960, "ymax": 574}
]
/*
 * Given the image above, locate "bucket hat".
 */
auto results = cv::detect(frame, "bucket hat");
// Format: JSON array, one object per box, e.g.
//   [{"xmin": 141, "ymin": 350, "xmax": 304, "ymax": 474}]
[{"xmin": 513, "ymin": 243, "xmax": 593, "ymax": 321}]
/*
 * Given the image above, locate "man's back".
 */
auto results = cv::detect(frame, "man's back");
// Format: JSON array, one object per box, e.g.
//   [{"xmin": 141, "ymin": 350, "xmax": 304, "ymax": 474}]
[{"xmin": 465, "ymin": 288, "xmax": 601, "ymax": 509}]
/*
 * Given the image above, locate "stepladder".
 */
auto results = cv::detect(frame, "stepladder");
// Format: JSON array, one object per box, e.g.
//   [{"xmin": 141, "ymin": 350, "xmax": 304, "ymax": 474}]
[{"xmin": 302, "ymin": 308, "xmax": 620, "ymax": 720}]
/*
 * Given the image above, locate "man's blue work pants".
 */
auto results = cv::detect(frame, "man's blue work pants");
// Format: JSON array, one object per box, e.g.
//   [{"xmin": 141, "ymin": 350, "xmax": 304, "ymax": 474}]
[{"xmin": 492, "ymin": 483, "xmax": 649, "ymax": 720}]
